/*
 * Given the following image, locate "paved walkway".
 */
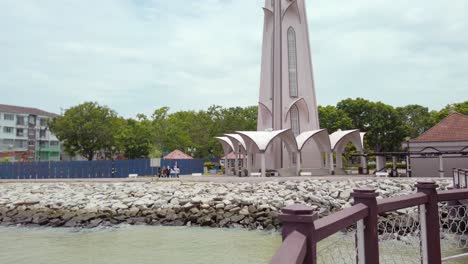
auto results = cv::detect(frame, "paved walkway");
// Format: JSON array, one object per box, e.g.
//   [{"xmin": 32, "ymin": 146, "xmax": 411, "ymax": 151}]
[{"xmin": 0, "ymin": 175, "xmax": 447, "ymax": 184}]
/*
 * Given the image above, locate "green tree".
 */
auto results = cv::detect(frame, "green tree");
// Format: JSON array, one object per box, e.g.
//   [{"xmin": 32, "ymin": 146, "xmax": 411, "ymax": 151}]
[
  {"xmin": 116, "ymin": 116, "xmax": 153, "ymax": 159},
  {"xmin": 396, "ymin": 104, "xmax": 433, "ymax": 139},
  {"xmin": 433, "ymin": 101, "xmax": 468, "ymax": 122},
  {"xmin": 151, "ymin": 107, "xmax": 170, "ymax": 155},
  {"xmin": 49, "ymin": 102, "xmax": 123, "ymax": 160},
  {"xmin": 318, "ymin": 105, "xmax": 353, "ymax": 133},
  {"xmin": 337, "ymin": 98, "xmax": 406, "ymax": 152},
  {"xmin": 336, "ymin": 98, "xmax": 374, "ymax": 129}
]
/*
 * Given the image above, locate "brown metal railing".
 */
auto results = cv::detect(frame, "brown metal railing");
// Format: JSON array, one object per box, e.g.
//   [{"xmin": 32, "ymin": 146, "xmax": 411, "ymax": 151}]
[
  {"xmin": 269, "ymin": 181, "xmax": 468, "ymax": 264},
  {"xmin": 452, "ymin": 168, "xmax": 468, "ymax": 188}
]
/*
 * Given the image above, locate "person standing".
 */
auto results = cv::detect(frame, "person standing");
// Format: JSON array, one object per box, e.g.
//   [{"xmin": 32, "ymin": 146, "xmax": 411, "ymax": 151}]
[
  {"xmin": 166, "ymin": 166, "xmax": 171, "ymax": 178},
  {"xmin": 170, "ymin": 166, "xmax": 175, "ymax": 178},
  {"xmin": 175, "ymin": 166, "xmax": 180, "ymax": 178}
]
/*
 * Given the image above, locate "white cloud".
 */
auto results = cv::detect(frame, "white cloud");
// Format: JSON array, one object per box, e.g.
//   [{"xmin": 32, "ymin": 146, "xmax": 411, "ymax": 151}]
[{"xmin": 0, "ymin": 0, "xmax": 467, "ymax": 118}]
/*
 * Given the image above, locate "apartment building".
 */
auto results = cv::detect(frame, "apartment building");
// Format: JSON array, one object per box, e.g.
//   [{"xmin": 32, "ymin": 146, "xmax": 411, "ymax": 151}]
[{"xmin": 0, "ymin": 104, "xmax": 61, "ymax": 161}]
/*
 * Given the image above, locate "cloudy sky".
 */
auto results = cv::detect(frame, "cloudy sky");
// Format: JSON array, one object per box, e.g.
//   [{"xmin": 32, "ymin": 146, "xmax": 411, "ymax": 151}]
[{"xmin": 1, "ymin": 0, "xmax": 467, "ymax": 117}]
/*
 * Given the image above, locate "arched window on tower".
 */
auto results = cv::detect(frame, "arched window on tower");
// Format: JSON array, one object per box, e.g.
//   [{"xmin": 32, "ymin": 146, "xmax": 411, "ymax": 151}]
[
  {"xmin": 287, "ymin": 27, "xmax": 298, "ymax": 98},
  {"xmin": 290, "ymin": 105, "xmax": 300, "ymax": 136}
]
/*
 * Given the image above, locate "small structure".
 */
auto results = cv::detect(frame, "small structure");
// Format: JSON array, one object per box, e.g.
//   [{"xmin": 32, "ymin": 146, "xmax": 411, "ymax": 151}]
[
  {"xmin": 408, "ymin": 112, "xmax": 468, "ymax": 177},
  {"xmin": 220, "ymin": 152, "xmax": 246, "ymax": 174},
  {"xmin": 329, "ymin": 130, "xmax": 365, "ymax": 175},
  {"xmin": 163, "ymin": 149, "xmax": 193, "ymax": 160}
]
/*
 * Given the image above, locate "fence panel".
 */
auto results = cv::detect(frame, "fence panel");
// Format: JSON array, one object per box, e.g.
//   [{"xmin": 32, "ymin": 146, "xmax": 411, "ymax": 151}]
[
  {"xmin": 0, "ymin": 163, "xmax": 9, "ymax": 179},
  {"xmin": 0, "ymin": 158, "xmax": 203, "ymax": 179},
  {"xmin": 161, "ymin": 159, "xmax": 204, "ymax": 175},
  {"xmin": 439, "ymin": 202, "xmax": 468, "ymax": 262}
]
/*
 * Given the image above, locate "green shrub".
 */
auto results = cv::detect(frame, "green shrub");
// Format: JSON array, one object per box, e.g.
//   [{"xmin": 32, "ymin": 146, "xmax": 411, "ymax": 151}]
[
  {"xmin": 1, "ymin": 158, "xmax": 9, "ymax": 163},
  {"xmin": 204, "ymin": 161, "xmax": 216, "ymax": 170}
]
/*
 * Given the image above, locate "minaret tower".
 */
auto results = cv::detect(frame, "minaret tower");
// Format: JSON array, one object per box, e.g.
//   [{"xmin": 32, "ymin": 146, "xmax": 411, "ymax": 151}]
[{"xmin": 257, "ymin": 0, "xmax": 321, "ymax": 169}]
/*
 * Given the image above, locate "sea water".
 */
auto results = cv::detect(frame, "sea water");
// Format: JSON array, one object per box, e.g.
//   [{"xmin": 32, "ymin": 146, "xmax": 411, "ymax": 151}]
[{"xmin": 0, "ymin": 226, "xmax": 281, "ymax": 264}]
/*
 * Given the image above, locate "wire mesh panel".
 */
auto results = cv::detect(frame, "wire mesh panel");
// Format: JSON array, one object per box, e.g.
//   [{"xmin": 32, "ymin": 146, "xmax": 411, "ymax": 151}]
[
  {"xmin": 439, "ymin": 202, "xmax": 468, "ymax": 263},
  {"xmin": 378, "ymin": 206, "xmax": 422, "ymax": 264},
  {"xmin": 317, "ymin": 225, "xmax": 357, "ymax": 264}
]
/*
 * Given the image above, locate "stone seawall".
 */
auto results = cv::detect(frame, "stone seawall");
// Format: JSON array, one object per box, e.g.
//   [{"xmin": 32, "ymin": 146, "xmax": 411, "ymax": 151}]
[{"xmin": 0, "ymin": 179, "xmax": 452, "ymax": 230}]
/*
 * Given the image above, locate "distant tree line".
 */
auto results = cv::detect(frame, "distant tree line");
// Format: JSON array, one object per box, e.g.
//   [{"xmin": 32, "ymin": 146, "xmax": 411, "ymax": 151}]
[{"xmin": 49, "ymin": 99, "xmax": 468, "ymax": 160}]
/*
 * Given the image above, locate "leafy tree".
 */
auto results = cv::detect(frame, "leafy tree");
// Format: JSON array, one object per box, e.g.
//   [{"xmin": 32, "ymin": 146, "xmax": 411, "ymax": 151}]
[
  {"xmin": 433, "ymin": 100, "xmax": 468, "ymax": 122},
  {"xmin": 365, "ymin": 102, "xmax": 406, "ymax": 152},
  {"xmin": 336, "ymin": 98, "xmax": 374, "ymax": 130},
  {"xmin": 151, "ymin": 107, "xmax": 170, "ymax": 155},
  {"xmin": 318, "ymin": 105, "xmax": 353, "ymax": 133},
  {"xmin": 116, "ymin": 116, "xmax": 153, "ymax": 159},
  {"xmin": 49, "ymin": 102, "xmax": 123, "ymax": 160},
  {"xmin": 337, "ymin": 98, "xmax": 406, "ymax": 152},
  {"xmin": 396, "ymin": 104, "xmax": 433, "ymax": 139}
]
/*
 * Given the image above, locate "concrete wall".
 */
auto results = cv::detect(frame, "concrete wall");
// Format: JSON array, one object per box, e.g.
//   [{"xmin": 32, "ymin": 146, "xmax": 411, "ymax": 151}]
[{"xmin": 411, "ymin": 155, "xmax": 468, "ymax": 178}]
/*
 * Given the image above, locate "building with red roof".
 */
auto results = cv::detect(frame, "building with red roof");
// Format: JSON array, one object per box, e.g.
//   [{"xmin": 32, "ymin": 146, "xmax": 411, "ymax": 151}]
[
  {"xmin": 163, "ymin": 149, "xmax": 193, "ymax": 160},
  {"xmin": 408, "ymin": 112, "xmax": 468, "ymax": 177}
]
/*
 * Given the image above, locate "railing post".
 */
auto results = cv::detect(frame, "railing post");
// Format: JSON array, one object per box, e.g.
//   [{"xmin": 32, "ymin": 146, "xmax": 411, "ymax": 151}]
[
  {"xmin": 352, "ymin": 188, "xmax": 379, "ymax": 264},
  {"xmin": 279, "ymin": 204, "xmax": 318, "ymax": 264},
  {"xmin": 416, "ymin": 181, "xmax": 442, "ymax": 264}
]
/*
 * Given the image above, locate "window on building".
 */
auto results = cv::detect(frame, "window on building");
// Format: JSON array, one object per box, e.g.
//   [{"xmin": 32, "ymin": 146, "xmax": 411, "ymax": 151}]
[
  {"xmin": 3, "ymin": 127, "xmax": 14, "ymax": 134},
  {"xmin": 3, "ymin": 139, "xmax": 14, "ymax": 145},
  {"xmin": 16, "ymin": 116, "xmax": 25, "ymax": 125},
  {"xmin": 287, "ymin": 27, "xmax": 298, "ymax": 98},
  {"xmin": 40, "ymin": 129, "xmax": 46, "ymax": 138},
  {"xmin": 50, "ymin": 141, "xmax": 59, "ymax": 147},
  {"xmin": 39, "ymin": 141, "xmax": 48, "ymax": 148},
  {"xmin": 290, "ymin": 105, "xmax": 300, "ymax": 136},
  {"xmin": 28, "ymin": 140, "xmax": 35, "ymax": 146},
  {"xmin": 28, "ymin": 129, "xmax": 36, "ymax": 137},
  {"xmin": 16, "ymin": 128, "xmax": 24, "ymax": 137},
  {"xmin": 15, "ymin": 140, "xmax": 26, "ymax": 148},
  {"xmin": 4, "ymin": 114, "xmax": 14, "ymax": 121},
  {"xmin": 28, "ymin": 115, "xmax": 36, "ymax": 125},
  {"xmin": 40, "ymin": 118, "xmax": 47, "ymax": 126}
]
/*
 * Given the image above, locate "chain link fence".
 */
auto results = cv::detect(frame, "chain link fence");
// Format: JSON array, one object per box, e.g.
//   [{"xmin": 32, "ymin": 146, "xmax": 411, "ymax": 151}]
[
  {"xmin": 317, "ymin": 225, "xmax": 357, "ymax": 264},
  {"xmin": 315, "ymin": 201, "xmax": 468, "ymax": 264},
  {"xmin": 378, "ymin": 206, "xmax": 422, "ymax": 264},
  {"xmin": 440, "ymin": 202, "xmax": 468, "ymax": 263}
]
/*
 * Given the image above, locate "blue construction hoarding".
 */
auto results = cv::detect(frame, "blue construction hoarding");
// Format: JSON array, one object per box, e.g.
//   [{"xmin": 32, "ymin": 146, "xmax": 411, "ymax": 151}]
[{"xmin": 0, "ymin": 159, "xmax": 204, "ymax": 179}]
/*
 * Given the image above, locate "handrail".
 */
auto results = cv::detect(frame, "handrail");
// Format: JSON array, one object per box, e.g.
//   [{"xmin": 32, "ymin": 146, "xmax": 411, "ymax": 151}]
[
  {"xmin": 437, "ymin": 189, "xmax": 468, "ymax": 202},
  {"xmin": 315, "ymin": 203, "xmax": 368, "ymax": 241},
  {"xmin": 377, "ymin": 193, "xmax": 428, "ymax": 214},
  {"xmin": 269, "ymin": 231, "xmax": 307, "ymax": 264},
  {"xmin": 270, "ymin": 182, "xmax": 468, "ymax": 264}
]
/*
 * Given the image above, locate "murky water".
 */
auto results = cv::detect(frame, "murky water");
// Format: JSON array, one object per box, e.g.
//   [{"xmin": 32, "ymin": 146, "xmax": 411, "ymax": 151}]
[
  {"xmin": 1, "ymin": 226, "xmax": 466, "ymax": 264},
  {"xmin": 0, "ymin": 226, "xmax": 281, "ymax": 264}
]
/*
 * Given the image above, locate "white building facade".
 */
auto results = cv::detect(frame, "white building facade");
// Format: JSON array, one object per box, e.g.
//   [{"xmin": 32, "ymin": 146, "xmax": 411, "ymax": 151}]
[
  {"xmin": 257, "ymin": 0, "xmax": 322, "ymax": 170},
  {"xmin": 0, "ymin": 104, "xmax": 61, "ymax": 161}
]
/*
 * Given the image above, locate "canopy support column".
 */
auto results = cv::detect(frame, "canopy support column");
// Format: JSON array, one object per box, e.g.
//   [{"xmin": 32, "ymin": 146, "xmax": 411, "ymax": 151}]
[
  {"xmin": 247, "ymin": 153, "xmax": 252, "ymax": 177},
  {"xmin": 336, "ymin": 151, "xmax": 343, "ymax": 169},
  {"xmin": 296, "ymin": 152, "xmax": 301, "ymax": 176},
  {"xmin": 261, "ymin": 152, "xmax": 266, "ymax": 177},
  {"xmin": 329, "ymin": 153, "xmax": 335, "ymax": 175},
  {"xmin": 225, "ymin": 157, "xmax": 229, "ymax": 176}
]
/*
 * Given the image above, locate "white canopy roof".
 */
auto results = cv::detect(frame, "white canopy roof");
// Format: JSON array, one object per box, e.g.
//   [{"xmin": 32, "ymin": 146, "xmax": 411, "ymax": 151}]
[
  {"xmin": 225, "ymin": 133, "xmax": 247, "ymax": 152},
  {"xmin": 215, "ymin": 137, "xmax": 235, "ymax": 154},
  {"xmin": 236, "ymin": 129, "xmax": 298, "ymax": 153},
  {"xmin": 330, "ymin": 129, "xmax": 363, "ymax": 152},
  {"xmin": 296, "ymin": 129, "xmax": 331, "ymax": 152}
]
